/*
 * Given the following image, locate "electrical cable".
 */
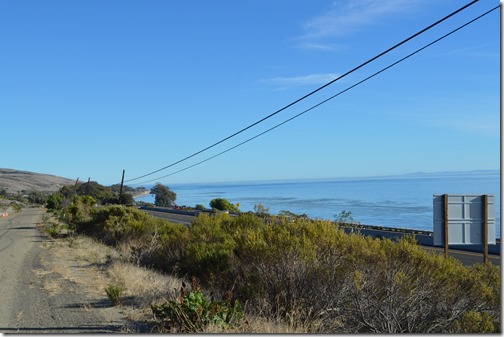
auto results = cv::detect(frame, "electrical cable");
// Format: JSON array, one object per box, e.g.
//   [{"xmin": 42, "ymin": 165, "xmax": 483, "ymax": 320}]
[
  {"xmin": 123, "ymin": 0, "xmax": 480, "ymax": 183},
  {"xmin": 131, "ymin": 4, "xmax": 499, "ymax": 186}
]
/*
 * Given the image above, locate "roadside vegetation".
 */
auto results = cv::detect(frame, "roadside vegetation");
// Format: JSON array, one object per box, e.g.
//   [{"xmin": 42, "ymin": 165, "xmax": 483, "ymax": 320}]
[
  {"xmin": 1, "ymin": 180, "xmax": 146, "ymax": 210},
  {"xmin": 38, "ymin": 185, "xmax": 501, "ymax": 334}
]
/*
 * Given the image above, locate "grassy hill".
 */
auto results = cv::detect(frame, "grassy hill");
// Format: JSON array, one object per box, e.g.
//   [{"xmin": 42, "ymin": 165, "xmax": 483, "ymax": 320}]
[{"xmin": 0, "ymin": 168, "xmax": 75, "ymax": 193}]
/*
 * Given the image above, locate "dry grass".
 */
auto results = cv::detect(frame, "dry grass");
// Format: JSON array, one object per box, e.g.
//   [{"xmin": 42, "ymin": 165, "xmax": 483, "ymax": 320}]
[
  {"xmin": 39, "ymin": 233, "xmax": 314, "ymax": 333},
  {"xmin": 68, "ymin": 235, "xmax": 118, "ymax": 266},
  {"xmin": 42, "ymin": 279, "xmax": 64, "ymax": 297},
  {"xmin": 202, "ymin": 317, "xmax": 308, "ymax": 334},
  {"xmin": 40, "ymin": 233, "xmax": 187, "ymax": 330},
  {"xmin": 108, "ymin": 261, "xmax": 183, "ymax": 306}
]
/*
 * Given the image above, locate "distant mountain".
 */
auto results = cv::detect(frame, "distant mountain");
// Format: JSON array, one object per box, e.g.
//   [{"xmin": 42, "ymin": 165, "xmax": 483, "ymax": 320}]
[
  {"xmin": 401, "ymin": 170, "xmax": 499, "ymax": 177},
  {"xmin": 0, "ymin": 168, "xmax": 76, "ymax": 193}
]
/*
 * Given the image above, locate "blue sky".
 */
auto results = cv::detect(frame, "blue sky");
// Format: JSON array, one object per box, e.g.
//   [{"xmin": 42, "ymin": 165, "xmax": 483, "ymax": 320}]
[{"xmin": 0, "ymin": 0, "xmax": 500, "ymax": 186}]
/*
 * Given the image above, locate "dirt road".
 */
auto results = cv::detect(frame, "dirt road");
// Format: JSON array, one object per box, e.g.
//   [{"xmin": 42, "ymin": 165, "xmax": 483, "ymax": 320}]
[{"xmin": 0, "ymin": 208, "xmax": 126, "ymax": 333}]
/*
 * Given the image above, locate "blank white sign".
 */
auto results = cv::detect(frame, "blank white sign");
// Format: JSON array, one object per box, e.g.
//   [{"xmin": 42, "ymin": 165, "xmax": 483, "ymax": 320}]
[{"xmin": 433, "ymin": 194, "xmax": 496, "ymax": 246}]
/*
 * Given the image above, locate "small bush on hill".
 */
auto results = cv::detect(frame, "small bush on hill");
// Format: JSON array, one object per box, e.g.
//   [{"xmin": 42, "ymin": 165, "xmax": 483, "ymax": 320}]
[
  {"xmin": 105, "ymin": 283, "xmax": 125, "ymax": 306},
  {"xmin": 152, "ymin": 277, "xmax": 243, "ymax": 333}
]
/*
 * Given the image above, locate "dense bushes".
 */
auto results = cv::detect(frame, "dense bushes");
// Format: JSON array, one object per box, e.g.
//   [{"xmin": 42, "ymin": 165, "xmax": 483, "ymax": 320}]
[
  {"xmin": 180, "ymin": 213, "xmax": 237, "ymax": 288},
  {"xmin": 71, "ymin": 203, "xmax": 189, "ymax": 272},
  {"xmin": 51, "ymin": 181, "xmax": 136, "ymax": 209},
  {"xmin": 65, "ymin": 204, "xmax": 500, "ymax": 333}
]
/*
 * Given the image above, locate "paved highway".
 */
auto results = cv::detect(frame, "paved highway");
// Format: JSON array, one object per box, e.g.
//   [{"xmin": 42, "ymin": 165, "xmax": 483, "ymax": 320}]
[
  {"xmin": 422, "ymin": 246, "xmax": 500, "ymax": 267},
  {"xmin": 141, "ymin": 209, "xmax": 195, "ymax": 226},
  {"xmin": 140, "ymin": 207, "xmax": 500, "ymax": 267}
]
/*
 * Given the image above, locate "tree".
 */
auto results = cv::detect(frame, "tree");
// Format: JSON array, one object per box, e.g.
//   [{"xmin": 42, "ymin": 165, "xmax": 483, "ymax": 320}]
[
  {"xmin": 119, "ymin": 192, "xmax": 135, "ymax": 206},
  {"xmin": 151, "ymin": 183, "xmax": 176, "ymax": 207},
  {"xmin": 334, "ymin": 210, "xmax": 354, "ymax": 224},
  {"xmin": 59, "ymin": 185, "xmax": 77, "ymax": 199},
  {"xmin": 209, "ymin": 198, "xmax": 239, "ymax": 212},
  {"xmin": 195, "ymin": 204, "xmax": 206, "ymax": 210},
  {"xmin": 253, "ymin": 203, "xmax": 270, "ymax": 217},
  {"xmin": 279, "ymin": 210, "xmax": 308, "ymax": 219}
]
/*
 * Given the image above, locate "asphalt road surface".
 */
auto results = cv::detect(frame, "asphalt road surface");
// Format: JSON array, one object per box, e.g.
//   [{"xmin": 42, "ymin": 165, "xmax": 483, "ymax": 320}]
[
  {"xmin": 0, "ymin": 208, "xmax": 124, "ymax": 333},
  {"xmin": 422, "ymin": 245, "xmax": 500, "ymax": 267},
  {"xmin": 141, "ymin": 208, "xmax": 195, "ymax": 226},
  {"xmin": 141, "ymin": 208, "xmax": 501, "ymax": 267}
]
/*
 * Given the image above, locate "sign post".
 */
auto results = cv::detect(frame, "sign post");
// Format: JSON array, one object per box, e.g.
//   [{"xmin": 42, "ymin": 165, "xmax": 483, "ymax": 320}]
[
  {"xmin": 482, "ymin": 194, "xmax": 488, "ymax": 264},
  {"xmin": 443, "ymin": 194, "xmax": 449, "ymax": 258}
]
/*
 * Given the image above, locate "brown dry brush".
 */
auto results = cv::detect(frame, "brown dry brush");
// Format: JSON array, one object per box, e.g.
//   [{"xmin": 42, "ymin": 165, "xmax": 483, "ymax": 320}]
[
  {"xmin": 323, "ymin": 240, "xmax": 499, "ymax": 333},
  {"xmin": 227, "ymin": 222, "xmax": 500, "ymax": 333}
]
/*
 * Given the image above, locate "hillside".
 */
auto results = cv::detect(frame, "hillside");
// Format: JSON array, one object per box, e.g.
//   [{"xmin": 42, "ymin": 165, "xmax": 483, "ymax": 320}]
[{"xmin": 0, "ymin": 168, "xmax": 76, "ymax": 193}]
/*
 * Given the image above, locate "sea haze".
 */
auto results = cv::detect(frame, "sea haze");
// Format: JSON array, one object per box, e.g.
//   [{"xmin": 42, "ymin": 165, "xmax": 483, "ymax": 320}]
[{"xmin": 136, "ymin": 170, "xmax": 500, "ymax": 238}]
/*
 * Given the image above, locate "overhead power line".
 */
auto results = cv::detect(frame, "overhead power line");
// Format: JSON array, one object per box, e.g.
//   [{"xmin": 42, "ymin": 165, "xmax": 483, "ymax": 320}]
[
  {"xmin": 124, "ymin": 0, "xmax": 479, "ymax": 184},
  {"xmin": 131, "ymin": 4, "xmax": 499, "ymax": 186}
]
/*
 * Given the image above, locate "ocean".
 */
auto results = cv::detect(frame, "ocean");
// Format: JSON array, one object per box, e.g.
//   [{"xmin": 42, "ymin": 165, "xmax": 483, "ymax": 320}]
[{"xmin": 135, "ymin": 170, "xmax": 501, "ymax": 238}]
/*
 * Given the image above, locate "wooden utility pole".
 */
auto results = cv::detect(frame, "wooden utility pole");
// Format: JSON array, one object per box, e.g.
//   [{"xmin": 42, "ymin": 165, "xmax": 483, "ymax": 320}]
[
  {"xmin": 443, "ymin": 194, "xmax": 449, "ymax": 259},
  {"xmin": 482, "ymin": 194, "xmax": 489, "ymax": 264},
  {"xmin": 119, "ymin": 170, "xmax": 125, "ymax": 205},
  {"xmin": 86, "ymin": 177, "xmax": 91, "ymax": 195},
  {"xmin": 73, "ymin": 177, "xmax": 80, "ymax": 196}
]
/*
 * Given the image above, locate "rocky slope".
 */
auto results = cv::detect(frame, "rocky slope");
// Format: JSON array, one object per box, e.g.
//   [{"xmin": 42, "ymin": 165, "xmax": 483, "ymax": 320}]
[{"xmin": 0, "ymin": 168, "xmax": 75, "ymax": 193}]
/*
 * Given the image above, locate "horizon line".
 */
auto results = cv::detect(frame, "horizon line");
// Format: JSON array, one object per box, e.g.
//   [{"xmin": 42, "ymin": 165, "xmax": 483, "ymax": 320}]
[{"xmin": 139, "ymin": 169, "xmax": 500, "ymax": 187}]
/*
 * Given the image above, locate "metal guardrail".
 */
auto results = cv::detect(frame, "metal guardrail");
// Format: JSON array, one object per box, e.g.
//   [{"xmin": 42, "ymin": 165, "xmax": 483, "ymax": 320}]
[{"xmin": 342, "ymin": 227, "xmax": 500, "ymax": 255}]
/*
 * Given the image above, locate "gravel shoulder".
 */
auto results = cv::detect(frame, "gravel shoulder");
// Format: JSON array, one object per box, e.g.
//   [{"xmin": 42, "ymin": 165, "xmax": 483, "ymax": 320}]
[{"xmin": 0, "ymin": 208, "xmax": 133, "ymax": 333}]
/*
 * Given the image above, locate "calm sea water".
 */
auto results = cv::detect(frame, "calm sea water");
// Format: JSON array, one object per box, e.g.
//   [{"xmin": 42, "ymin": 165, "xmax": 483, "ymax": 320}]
[{"xmin": 136, "ymin": 171, "xmax": 501, "ymax": 238}]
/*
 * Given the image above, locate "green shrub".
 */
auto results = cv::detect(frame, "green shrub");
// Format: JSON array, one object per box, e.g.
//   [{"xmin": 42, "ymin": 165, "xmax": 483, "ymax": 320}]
[
  {"xmin": 71, "ymin": 204, "xmax": 190, "ymax": 273},
  {"xmin": 454, "ymin": 311, "xmax": 497, "ymax": 333},
  {"xmin": 151, "ymin": 221, "xmax": 190, "ymax": 273},
  {"xmin": 230, "ymin": 218, "xmax": 346, "ymax": 319},
  {"xmin": 105, "ymin": 283, "xmax": 124, "ymax": 306},
  {"xmin": 74, "ymin": 205, "xmax": 152, "ymax": 243},
  {"xmin": 44, "ymin": 222, "xmax": 60, "ymax": 237},
  {"xmin": 42, "ymin": 221, "xmax": 69, "ymax": 238},
  {"xmin": 66, "ymin": 195, "xmax": 95, "ymax": 225},
  {"xmin": 152, "ymin": 277, "xmax": 243, "ymax": 332},
  {"xmin": 180, "ymin": 213, "xmax": 236, "ymax": 287},
  {"xmin": 10, "ymin": 202, "xmax": 21, "ymax": 213},
  {"xmin": 46, "ymin": 192, "xmax": 64, "ymax": 210}
]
